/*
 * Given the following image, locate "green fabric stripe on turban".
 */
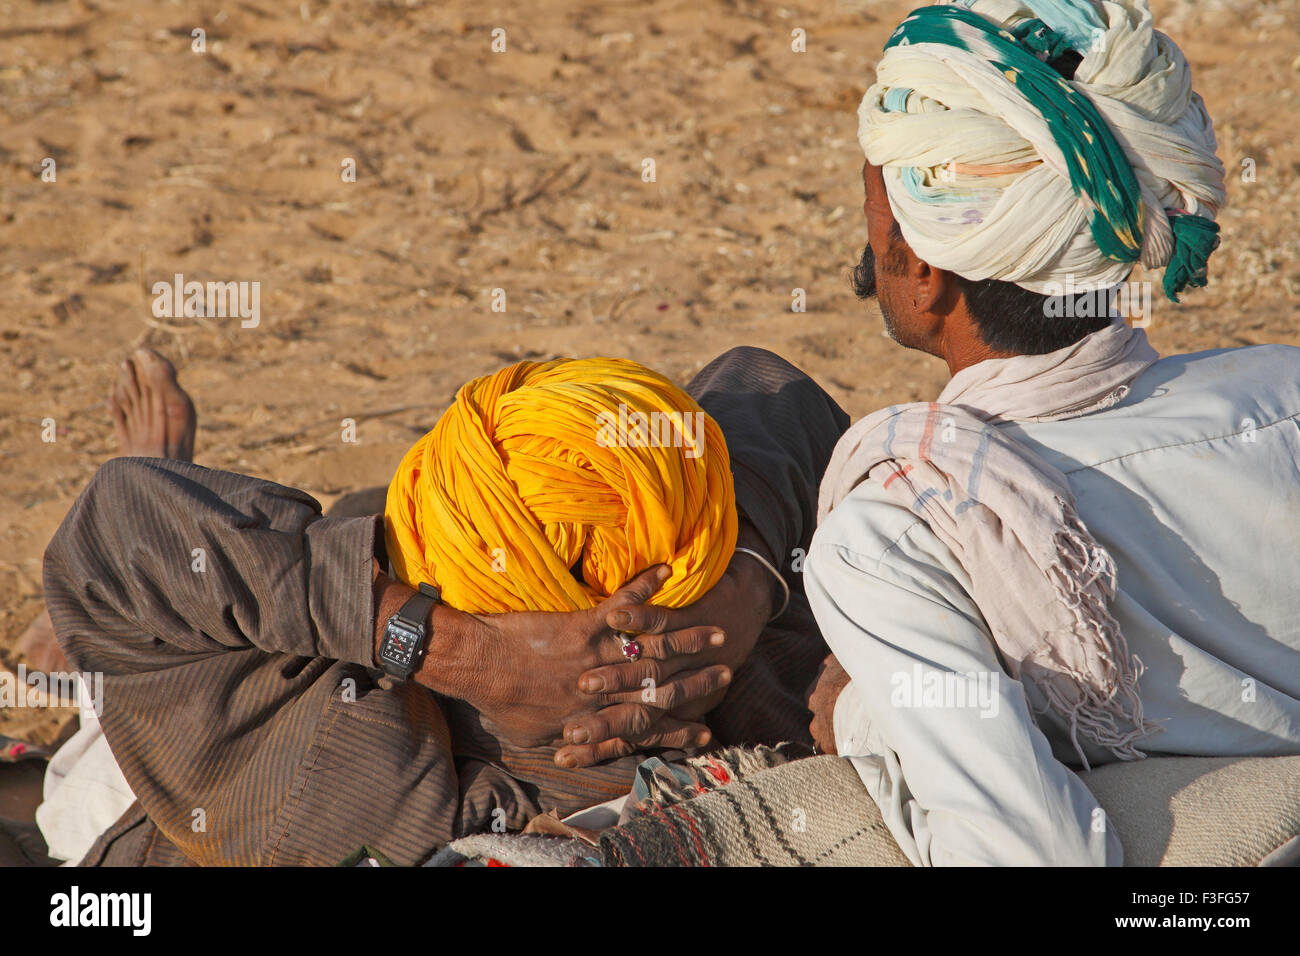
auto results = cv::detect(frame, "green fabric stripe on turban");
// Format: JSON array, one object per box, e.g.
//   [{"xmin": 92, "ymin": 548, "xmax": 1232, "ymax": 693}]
[{"xmin": 885, "ymin": 5, "xmax": 1144, "ymax": 264}]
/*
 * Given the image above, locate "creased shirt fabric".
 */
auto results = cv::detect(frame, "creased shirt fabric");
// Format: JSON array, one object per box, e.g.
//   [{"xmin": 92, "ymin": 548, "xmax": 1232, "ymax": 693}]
[{"xmin": 807, "ymin": 344, "xmax": 1300, "ymax": 866}]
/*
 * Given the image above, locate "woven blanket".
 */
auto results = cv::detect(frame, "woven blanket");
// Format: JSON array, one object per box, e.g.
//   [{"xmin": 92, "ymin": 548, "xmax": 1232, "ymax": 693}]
[
  {"xmin": 600, "ymin": 754, "xmax": 911, "ymax": 867},
  {"xmin": 1081, "ymin": 755, "xmax": 1300, "ymax": 866},
  {"xmin": 600, "ymin": 751, "xmax": 1300, "ymax": 867}
]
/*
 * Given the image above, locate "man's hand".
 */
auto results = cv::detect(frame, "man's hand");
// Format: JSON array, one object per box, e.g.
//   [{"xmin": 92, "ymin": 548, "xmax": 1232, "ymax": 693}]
[
  {"xmin": 405, "ymin": 566, "xmax": 732, "ymax": 754},
  {"xmin": 555, "ymin": 520, "xmax": 781, "ymax": 767},
  {"xmin": 807, "ymin": 652, "xmax": 850, "ymax": 755}
]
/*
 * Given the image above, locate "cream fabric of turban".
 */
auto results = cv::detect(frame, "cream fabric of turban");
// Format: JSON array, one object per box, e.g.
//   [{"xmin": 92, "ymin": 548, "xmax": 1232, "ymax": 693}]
[{"xmin": 858, "ymin": 0, "xmax": 1227, "ymax": 300}]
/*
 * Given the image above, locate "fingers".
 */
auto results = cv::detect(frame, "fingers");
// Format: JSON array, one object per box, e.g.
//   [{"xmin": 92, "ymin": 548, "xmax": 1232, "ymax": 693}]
[
  {"xmin": 635, "ymin": 715, "xmax": 712, "ymax": 751},
  {"xmin": 590, "ymin": 609, "xmax": 693, "ymax": 667},
  {"xmin": 578, "ymin": 656, "xmax": 700, "ymax": 698},
  {"xmin": 587, "ymin": 568, "xmax": 725, "ymax": 666},
  {"xmin": 563, "ymin": 701, "xmax": 657, "ymax": 745},
  {"xmin": 597, "ymin": 563, "xmax": 700, "ymax": 637},
  {"xmin": 810, "ymin": 716, "xmax": 838, "ymax": 756},
  {"xmin": 555, "ymin": 710, "xmax": 713, "ymax": 768},
  {"xmin": 589, "ymin": 565, "xmax": 705, "ymax": 666},
  {"xmin": 579, "ymin": 657, "xmax": 680, "ymax": 695},
  {"xmin": 806, "ymin": 652, "xmax": 850, "ymax": 706},
  {"xmin": 631, "ymin": 663, "xmax": 732, "ymax": 711},
  {"xmin": 555, "ymin": 736, "xmax": 636, "ymax": 768},
  {"xmin": 585, "ymin": 566, "xmax": 671, "ymax": 663},
  {"xmin": 806, "ymin": 653, "xmax": 850, "ymax": 755},
  {"xmin": 579, "ymin": 662, "xmax": 732, "ymax": 708},
  {"xmin": 636, "ymin": 626, "xmax": 724, "ymax": 661},
  {"xmin": 595, "ymin": 565, "xmax": 670, "ymax": 622},
  {"xmin": 605, "ymin": 601, "xmax": 676, "ymax": 636}
]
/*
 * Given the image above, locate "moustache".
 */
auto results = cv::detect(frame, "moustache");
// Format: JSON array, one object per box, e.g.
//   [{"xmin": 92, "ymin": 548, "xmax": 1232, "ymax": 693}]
[{"xmin": 851, "ymin": 244, "xmax": 877, "ymax": 299}]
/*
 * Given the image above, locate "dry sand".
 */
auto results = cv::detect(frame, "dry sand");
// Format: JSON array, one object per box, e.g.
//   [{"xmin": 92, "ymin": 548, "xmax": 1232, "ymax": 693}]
[{"xmin": 2, "ymin": 0, "xmax": 1298, "ymax": 742}]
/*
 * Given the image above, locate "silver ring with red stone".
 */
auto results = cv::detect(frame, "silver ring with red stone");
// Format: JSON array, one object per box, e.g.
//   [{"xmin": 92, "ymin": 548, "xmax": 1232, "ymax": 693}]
[{"xmin": 617, "ymin": 631, "xmax": 643, "ymax": 663}]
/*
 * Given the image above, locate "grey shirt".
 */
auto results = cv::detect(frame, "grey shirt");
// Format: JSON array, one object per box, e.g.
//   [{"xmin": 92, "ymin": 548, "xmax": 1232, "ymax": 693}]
[{"xmin": 806, "ymin": 344, "xmax": 1300, "ymax": 865}]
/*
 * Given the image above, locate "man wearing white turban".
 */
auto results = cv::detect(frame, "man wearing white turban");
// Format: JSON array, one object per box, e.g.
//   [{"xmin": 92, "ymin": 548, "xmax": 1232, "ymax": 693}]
[{"xmin": 805, "ymin": 0, "xmax": 1300, "ymax": 865}]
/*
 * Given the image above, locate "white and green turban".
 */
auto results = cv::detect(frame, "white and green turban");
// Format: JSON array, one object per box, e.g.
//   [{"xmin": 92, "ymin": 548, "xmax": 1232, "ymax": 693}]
[{"xmin": 859, "ymin": 0, "xmax": 1226, "ymax": 301}]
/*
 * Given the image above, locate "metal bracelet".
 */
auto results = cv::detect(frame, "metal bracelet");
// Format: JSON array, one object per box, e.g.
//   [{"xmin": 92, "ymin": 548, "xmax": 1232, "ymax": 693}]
[{"xmin": 733, "ymin": 546, "xmax": 791, "ymax": 622}]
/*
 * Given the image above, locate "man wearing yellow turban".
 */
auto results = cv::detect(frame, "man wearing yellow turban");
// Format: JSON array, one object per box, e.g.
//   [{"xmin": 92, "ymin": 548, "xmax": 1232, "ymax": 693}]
[
  {"xmin": 42, "ymin": 347, "xmax": 851, "ymax": 865},
  {"xmin": 384, "ymin": 357, "xmax": 739, "ymax": 617}
]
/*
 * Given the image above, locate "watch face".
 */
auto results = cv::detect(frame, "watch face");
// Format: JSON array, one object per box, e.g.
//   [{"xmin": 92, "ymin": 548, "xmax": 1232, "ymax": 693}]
[{"xmin": 381, "ymin": 619, "xmax": 423, "ymax": 670}]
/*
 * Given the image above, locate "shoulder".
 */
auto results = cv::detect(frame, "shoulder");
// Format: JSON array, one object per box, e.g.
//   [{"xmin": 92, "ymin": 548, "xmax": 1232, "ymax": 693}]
[
  {"xmin": 812, "ymin": 479, "xmax": 922, "ymax": 566},
  {"xmin": 1133, "ymin": 345, "xmax": 1300, "ymax": 416},
  {"xmin": 808, "ymin": 479, "xmax": 974, "ymax": 608}
]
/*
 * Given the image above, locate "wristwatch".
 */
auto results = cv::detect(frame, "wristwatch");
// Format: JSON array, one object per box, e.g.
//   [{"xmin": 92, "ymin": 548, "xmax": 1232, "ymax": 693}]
[{"xmin": 378, "ymin": 582, "xmax": 441, "ymax": 681}]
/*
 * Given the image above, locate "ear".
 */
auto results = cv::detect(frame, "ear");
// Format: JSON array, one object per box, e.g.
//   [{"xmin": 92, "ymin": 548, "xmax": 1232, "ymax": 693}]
[{"xmin": 908, "ymin": 254, "xmax": 960, "ymax": 318}]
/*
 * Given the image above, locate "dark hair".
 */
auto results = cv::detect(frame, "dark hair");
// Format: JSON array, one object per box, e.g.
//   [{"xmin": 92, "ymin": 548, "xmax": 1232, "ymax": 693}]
[
  {"xmin": 851, "ymin": 223, "xmax": 1111, "ymax": 356},
  {"xmin": 952, "ymin": 274, "xmax": 1111, "ymax": 355}
]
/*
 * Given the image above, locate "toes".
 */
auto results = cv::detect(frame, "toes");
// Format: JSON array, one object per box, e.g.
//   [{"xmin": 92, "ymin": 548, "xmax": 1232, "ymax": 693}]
[
  {"xmin": 132, "ymin": 348, "xmax": 179, "ymax": 387},
  {"xmin": 129, "ymin": 348, "xmax": 196, "ymax": 462},
  {"xmin": 118, "ymin": 356, "xmax": 142, "ymax": 407},
  {"xmin": 109, "ymin": 382, "xmax": 128, "ymax": 428},
  {"xmin": 130, "ymin": 350, "xmax": 161, "ymax": 404},
  {"xmin": 167, "ymin": 393, "xmax": 198, "ymax": 462},
  {"xmin": 106, "ymin": 349, "xmax": 194, "ymax": 460},
  {"xmin": 129, "ymin": 349, "xmax": 168, "ymax": 427},
  {"xmin": 111, "ymin": 351, "xmax": 170, "ymax": 457}
]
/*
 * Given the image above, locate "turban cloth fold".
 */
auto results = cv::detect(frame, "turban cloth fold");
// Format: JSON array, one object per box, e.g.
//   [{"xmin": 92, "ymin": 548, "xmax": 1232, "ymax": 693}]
[
  {"xmin": 385, "ymin": 358, "xmax": 738, "ymax": 614},
  {"xmin": 859, "ymin": 0, "xmax": 1226, "ymax": 300}
]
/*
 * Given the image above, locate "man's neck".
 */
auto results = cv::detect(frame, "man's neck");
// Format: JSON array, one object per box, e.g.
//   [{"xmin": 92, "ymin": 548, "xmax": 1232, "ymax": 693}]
[{"xmin": 936, "ymin": 323, "xmax": 1017, "ymax": 377}]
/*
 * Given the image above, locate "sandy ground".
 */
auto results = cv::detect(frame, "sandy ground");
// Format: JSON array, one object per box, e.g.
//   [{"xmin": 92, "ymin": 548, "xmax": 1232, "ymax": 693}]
[{"xmin": 2, "ymin": 0, "xmax": 1298, "ymax": 744}]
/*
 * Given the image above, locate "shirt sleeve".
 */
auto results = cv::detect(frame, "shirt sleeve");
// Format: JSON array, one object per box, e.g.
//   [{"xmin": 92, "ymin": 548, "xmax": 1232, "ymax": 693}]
[
  {"xmin": 43, "ymin": 456, "xmax": 381, "ymax": 673},
  {"xmin": 39, "ymin": 458, "xmax": 404, "ymax": 865},
  {"xmin": 804, "ymin": 489, "xmax": 1122, "ymax": 866}
]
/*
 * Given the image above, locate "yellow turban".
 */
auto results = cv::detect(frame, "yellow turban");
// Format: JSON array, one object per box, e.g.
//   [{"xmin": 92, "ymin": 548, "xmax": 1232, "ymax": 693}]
[{"xmin": 384, "ymin": 358, "xmax": 738, "ymax": 614}]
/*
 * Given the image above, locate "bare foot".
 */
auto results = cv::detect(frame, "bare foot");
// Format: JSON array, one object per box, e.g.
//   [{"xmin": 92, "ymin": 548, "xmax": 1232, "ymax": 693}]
[
  {"xmin": 14, "ymin": 351, "xmax": 199, "ymax": 677},
  {"xmin": 13, "ymin": 611, "xmax": 68, "ymax": 674},
  {"xmin": 108, "ymin": 348, "xmax": 197, "ymax": 461}
]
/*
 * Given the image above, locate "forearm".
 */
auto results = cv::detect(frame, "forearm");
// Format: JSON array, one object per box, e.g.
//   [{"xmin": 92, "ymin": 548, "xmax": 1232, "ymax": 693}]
[
  {"xmin": 807, "ymin": 536, "xmax": 1119, "ymax": 866},
  {"xmin": 370, "ymin": 561, "xmax": 491, "ymax": 706}
]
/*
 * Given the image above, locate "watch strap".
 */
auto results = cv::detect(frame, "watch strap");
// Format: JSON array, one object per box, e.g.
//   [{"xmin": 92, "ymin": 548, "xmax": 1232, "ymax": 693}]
[
  {"xmin": 381, "ymin": 583, "xmax": 441, "ymax": 680},
  {"xmin": 394, "ymin": 589, "xmax": 436, "ymax": 631}
]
